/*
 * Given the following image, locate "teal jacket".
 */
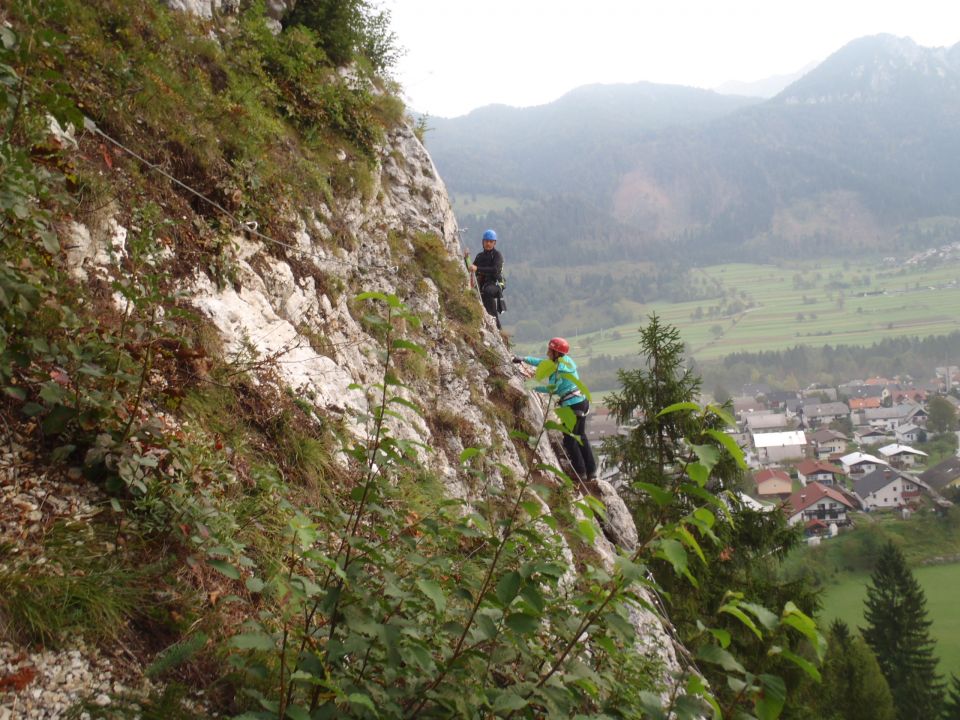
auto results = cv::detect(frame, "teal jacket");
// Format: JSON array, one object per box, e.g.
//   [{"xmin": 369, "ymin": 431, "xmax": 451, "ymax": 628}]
[{"xmin": 523, "ymin": 355, "xmax": 584, "ymax": 407}]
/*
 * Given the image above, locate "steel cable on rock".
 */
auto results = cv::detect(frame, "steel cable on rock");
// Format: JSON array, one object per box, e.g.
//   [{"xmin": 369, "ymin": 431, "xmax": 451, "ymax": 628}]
[{"xmin": 82, "ymin": 117, "xmax": 401, "ymax": 276}]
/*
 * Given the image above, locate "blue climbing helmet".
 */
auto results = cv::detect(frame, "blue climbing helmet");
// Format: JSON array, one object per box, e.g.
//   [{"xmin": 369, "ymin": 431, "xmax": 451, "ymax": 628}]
[{"xmin": 482, "ymin": 229, "xmax": 497, "ymax": 242}]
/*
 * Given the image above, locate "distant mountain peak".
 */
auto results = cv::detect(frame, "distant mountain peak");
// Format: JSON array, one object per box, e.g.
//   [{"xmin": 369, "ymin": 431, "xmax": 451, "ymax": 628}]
[{"xmin": 776, "ymin": 34, "xmax": 960, "ymax": 105}]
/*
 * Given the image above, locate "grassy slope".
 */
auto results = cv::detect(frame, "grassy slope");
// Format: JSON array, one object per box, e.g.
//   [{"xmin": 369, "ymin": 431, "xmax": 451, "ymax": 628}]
[
  {"xmin": 821, "ymin": 564, "xmax": 960, "ymax": 677},
  {"xmin": 515, "ymin": 256, "xmax": 960, "ymax": 360},
  {"xmin": 787, "ymin": 510, "xmax": 960, "ymax": 676}
]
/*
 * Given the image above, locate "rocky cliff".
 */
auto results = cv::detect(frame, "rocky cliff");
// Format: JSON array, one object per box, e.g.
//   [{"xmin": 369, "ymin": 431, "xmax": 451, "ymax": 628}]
[{"xmin": 0, "ymin": 1, "xmax": 685, "ymax": 715}]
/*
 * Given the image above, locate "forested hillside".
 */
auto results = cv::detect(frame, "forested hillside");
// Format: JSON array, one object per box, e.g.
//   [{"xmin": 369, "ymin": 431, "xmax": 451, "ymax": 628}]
[{"xmin": 429, "ymin": 35, "xmax": 960, "ymax": 337}]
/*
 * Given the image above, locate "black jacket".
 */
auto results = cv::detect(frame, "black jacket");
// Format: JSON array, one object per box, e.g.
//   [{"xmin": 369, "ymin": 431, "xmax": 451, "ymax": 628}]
[{"xmin": 472, "ymin": 248, "xmax": 503, "ymax": 288}]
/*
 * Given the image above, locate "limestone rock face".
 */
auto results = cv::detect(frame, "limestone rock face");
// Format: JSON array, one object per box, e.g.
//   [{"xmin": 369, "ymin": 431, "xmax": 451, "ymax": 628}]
[{"xmin": 77, "ymin": 0, "xmax": 686, "ymax": 683}]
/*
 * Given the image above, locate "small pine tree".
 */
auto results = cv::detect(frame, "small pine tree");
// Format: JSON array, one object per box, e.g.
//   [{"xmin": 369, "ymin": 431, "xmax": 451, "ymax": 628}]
[
  {"xmin": 861, "ymin": 542, "xmax": 944, "ymax": 720},
  {"xmin": 943, "ymin": 675, "xmax": 960, "ymax": 719},
  {"xmin": 815, "ymin": 619, "xmax": 895, "ymax": 720},
  {"xmin": 604, "ymin": 313, "xmax": 738, "ymax": 491}
]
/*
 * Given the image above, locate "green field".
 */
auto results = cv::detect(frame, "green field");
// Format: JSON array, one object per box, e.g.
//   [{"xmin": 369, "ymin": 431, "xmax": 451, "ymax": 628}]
[
  {"xmin": 518, "ymin": 256, "xmax": 960, "ymax": 360},
  {"xmin": 820, "ymin": 563, "xmax": 960, "ymax": 678}
]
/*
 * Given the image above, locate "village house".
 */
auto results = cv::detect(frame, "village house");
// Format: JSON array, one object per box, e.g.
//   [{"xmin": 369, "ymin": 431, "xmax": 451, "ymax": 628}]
[
  {"xmin": 784, "ymin": 482, "xmax": 855, "ymax": 528},
  {"xmin": 854, "ymin": 427, "xmax": 892, "ymax": 445},
  {"xmin": 761, "ymin": 390, "xmax": 802, "ymax": 411},
  {"xmin": 742, "ymin": 411, "xmax": 790, "ymax": 433},
  {"xmin": 861, "ymin": 403, "xmax": 927, "ymax": 431},
  {"xmin": 810, "ymin": 428, "xmax": 848, "ymax": 459},
  {"xmin": 848, "ymin": 397, "xmax": 882, "ymax": 411},
  {"xmin": 733, "ymin": 396, "xmax": 767, "ymax": 418},
  {"xmin": 754, "ymin": 468, "xmax": 793, "ymax": 500},
  {"xmin": 878, "ymin": 443, "xmax": 928, "ymax": 468},
  {"xmin": 839, "ymin": 451, "xmax": 888, "ymax": 477},
  {"xmin": 796, "ymin": 459, "xmax": 846, "ymax": 487},
  {"xmin": 919, "ymin": 456, "xmax": 960, "ymax": 493},
  {"xmin": 894, "ymin": 423, "xmax": 924, "ymax": 444},
  {"xmin": 839, "ymin": 383, "xmax": 886, "ymax": 400},
  {"xmin": 753, "ymin": 430, "xmax": 807, "ymax": 464},
  {"xmin": 853, "ymin": 468, "xmax": 926, "ymax": 510},
  {"xmin": 800, "ymin": 402, "xmax": 851, "ymax": 429}
]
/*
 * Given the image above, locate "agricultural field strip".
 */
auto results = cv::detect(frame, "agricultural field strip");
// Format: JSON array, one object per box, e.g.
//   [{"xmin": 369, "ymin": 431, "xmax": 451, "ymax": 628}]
[{"xmin": 526, "ymin": 258, "xmax": 960, "ymax": 361}]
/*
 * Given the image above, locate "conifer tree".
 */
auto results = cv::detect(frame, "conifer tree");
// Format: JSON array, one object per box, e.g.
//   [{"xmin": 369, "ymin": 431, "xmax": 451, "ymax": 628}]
[
  {"xmin": 604, "ymin": 313, "xmax": 738, "ymax": 492},
  {"xmin": 861, "ymin": 542, "xmax": 944, "ymax": 720},
  {"xmin": 943, "ymin": 675, "xmax": 960, "ymax": 719},
  {"xmin": 815, "ymin": 619, "xmax": 895, "ymax": 720}
]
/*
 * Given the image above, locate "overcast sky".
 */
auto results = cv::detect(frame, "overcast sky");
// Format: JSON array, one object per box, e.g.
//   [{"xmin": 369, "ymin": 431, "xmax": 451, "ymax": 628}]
[{"xmin": 382, "ymin": 0, "xmax": 960, "ymax": 118}]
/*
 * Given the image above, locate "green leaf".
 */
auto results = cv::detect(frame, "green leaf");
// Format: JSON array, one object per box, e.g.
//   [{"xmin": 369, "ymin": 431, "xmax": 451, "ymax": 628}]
[
  {"xmin": 779, "ymin": 647, "xmax": 821, "ymax": 682},
  {"xmin": 209, "ymin": 559, "xmax": 240, "ymax": 580},
  {"xmin": 686, "ymin": 462, "xmax": 709, "ymax": 486},
  {"xmin": 491, "ymin": 690, "xmax": 528, "ymax": 712},
  {"xmin": 505, "ymin": 612, "xmax": 539, "ymax": 635},
  {"xmin": 603, "ymin": 611, "xmax": 636, "ymax": 641},
  {"xmin": 391, "ymin": 338, "xmax": 425, "ymax": 355},
  {"xmin": 755, "ymin": 674, "xmax": 786, "ymax": 720},
  {"xmin": 554, "ymin": 405, "xmax": 576, "ymax": 432},
  {"xmin": 285, "ymin": 705, "xmax": 311, "ymax": 720},
  {"xmin": 230, "ymin": 632, "xmax": 276, "ymax": 651},
  {"xmin": 245, "ymin": 577, "xmax": 266, "ymax": 593},
  {"xmin": 657, "ymin": 401, "xmax": 699, "ymax": 417},
  {"xmin": 388, "ymin": 395, "xmax": 423, "ymax": 416},
  {"xmin": 416, "ymin": 579, "xmax": 446, "ymax": 614},
  {"xmin": 705, "ymin": 429, "xmax": 747, "ymax": 468},
  {"xmin": 558, "ymin": 372, "xmax": 592, "ymax": 401},
  {"xmin": 495, "ymin": 571, "xmax": 523, "ymax": 606},
  {"xmin": 697, "ymin": 644, "xmax": 745, "ymax": 674},
  {"xmin": 741, "ymin": 602, "xmax": 779, "ymax": 632},
  {"xmin": 355, "ymin": 290, "xmax": 391, "ymax": 305},
  {"xmin": 657, "ymin": 539, "xmax": 689, "ymax": 578},
  {"xmin": 534, "ymin": 358, "xmax": 557, "ymax": 381},
  {"xmin": 706, "ymin": 403, "xmax": 738, "ymax": 428},
  {"xmin": 709, "ymin": 627, "xmax": 732, "ymax": 649},
  {"xmin": 3, "ymin": 386, "xmax": 25, "ymax": 401},
  {"xmin": 633, "ymin": 481, "xmax": 673, "ymax": 506},
  {"xmin": 676, "ymin": 525, "xmax": 706, "ymax": 565},
  {"xmin": 575, "ymin": 519, "xmax": 596, "ymax": 544},
  {"xmin": 719, "ymin": 603, "xmax": 762, "ymax": 640},
  {"xmin": 781, "ymin": 602, "xmax": 823, "ymax": 656},
  {"xmin": 691, "ymin": 443, "xmax": 719, "ymax": 470},
  {"xmin": 347, "ymin": 693, "xmax": 378, "ymax": 714},
  {"xmin": 41, "ymin": 404, "xmax": 75, "ymax": 435},
  {"xmin": 474, "ymin": 613, "xmax": 499, "ymax": 641},
  {"xmin": 616, "ymin": 556, "xmax": 648, "ymax": 583},
  {"xmin": 519, "ymin": 585, "xmax": 545, "ymax": 613}
]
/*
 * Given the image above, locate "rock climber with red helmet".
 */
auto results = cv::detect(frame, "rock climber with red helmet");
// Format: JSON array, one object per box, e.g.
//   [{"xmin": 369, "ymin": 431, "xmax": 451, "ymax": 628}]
[
  {"xmin": 513, "ymin": 337, "xmax": 598, "ymax": 484},
  {"xmin": 467, "ymin": 229, "xmax": 505, "ymax": 329}
]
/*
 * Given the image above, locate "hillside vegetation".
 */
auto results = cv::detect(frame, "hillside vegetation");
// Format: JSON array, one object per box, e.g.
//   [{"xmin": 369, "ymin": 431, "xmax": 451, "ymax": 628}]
[{"xmin": 0, "ymin": 2, "xmax": 828, "ymax": 718}]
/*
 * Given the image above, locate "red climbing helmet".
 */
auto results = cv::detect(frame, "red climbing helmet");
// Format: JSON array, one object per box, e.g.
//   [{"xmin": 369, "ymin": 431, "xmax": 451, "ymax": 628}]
[{"xmin": 547, "ymin": 337, "xmax": 569, "ymax": 355}]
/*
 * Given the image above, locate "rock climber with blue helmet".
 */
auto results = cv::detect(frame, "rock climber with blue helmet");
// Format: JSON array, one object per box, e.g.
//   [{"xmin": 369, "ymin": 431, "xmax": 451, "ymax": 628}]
[
  {"xmin": 513, "ymin": 337, "xmax": 598, "ymax": 484},
  {"xmin": 467, "ymin": 228, "xmax": 505, "ymax": 329}
]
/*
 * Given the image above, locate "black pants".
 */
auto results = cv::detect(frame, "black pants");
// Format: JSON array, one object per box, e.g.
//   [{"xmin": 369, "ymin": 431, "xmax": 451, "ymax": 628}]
[
  {"xmin": 562, "ymin": 398, "xmax": 597, "ymax": 481},
  {"xmin": 480, "ymin": 283, "xmax": 501, "ymax": 329}
]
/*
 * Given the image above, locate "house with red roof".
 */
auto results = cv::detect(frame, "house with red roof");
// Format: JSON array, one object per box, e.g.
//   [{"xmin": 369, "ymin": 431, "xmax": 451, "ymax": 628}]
[
  {"xmin": 754, "ymin": 468, "xmax": 793, "ymax": 499},
  {"xmin": 784, "ymin": 482, "xmax": 855, "ymax": 527},
  {"xmin": 796, "ymin": 459, "xmax": 846, "ymax": 488}
]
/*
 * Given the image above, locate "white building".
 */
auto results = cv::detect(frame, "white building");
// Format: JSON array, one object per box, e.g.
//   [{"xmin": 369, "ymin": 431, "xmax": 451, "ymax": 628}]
[{"xmin": 753, "ymin": 431, "xmax": 807, "ymax": 464}]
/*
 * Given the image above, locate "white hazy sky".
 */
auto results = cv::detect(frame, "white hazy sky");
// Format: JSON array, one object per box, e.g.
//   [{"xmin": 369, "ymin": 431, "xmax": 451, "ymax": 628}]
[{"xmin": 382, "ymin": 0, "xmax": 960, "ymax": 118}]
